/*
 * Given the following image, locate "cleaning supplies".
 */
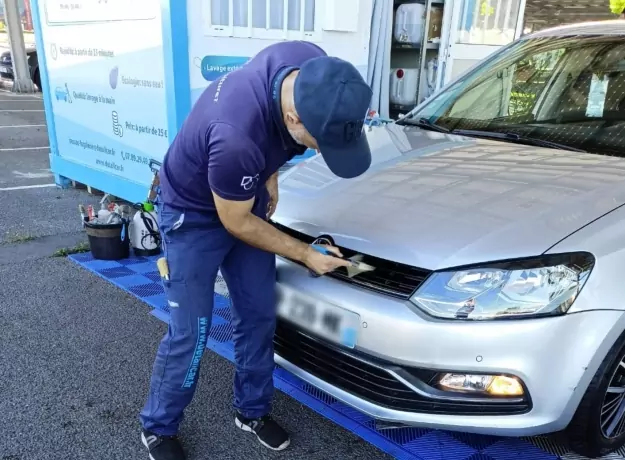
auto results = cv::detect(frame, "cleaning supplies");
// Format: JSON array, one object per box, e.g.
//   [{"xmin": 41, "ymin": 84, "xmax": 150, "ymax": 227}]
[
  {"xmin": 78, "ymin": 204, "xmax": 88, "ymax": 226},
  {"xmin": 390, "ymin": 68, "xmax": 420, "ymax": 107},
  {"xmin": 118, "ymin": 204, "xmax": 132, "ymax": 221},
  {"xmin": 97, "ymin": 202, "xmax": 111, "ymax": 221},
  {"xmin": 130, "ymin": 202, "xmax": 161, "ymax": 256},
  {"xmin": 394, "ymin": 3, "xmax": 426, "ymax": 45},
  {"xmin": 97, "ymin": 194, "xmax": 112, "ymax": 221},
  {"xmin": 147, "ymin": 159, "xmax": 162, "ymax": 203}
]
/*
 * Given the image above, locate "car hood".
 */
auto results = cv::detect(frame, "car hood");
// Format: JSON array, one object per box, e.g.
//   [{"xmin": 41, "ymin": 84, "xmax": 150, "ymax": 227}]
[{"xmin": 273, "ymin": 124, "xmax": 625, "ymax": 270}]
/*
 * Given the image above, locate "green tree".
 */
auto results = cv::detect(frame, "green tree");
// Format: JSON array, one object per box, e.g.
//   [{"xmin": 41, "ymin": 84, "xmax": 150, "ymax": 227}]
[{"xmin": 610, "ymin": 0, "xmax": 625, "ymax": 14}]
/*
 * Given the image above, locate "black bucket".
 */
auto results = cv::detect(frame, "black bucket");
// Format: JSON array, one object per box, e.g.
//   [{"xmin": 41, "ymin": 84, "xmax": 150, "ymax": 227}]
[{"xmin": 85, "ymin": 220, "xmax": 130, "ymax": 260}]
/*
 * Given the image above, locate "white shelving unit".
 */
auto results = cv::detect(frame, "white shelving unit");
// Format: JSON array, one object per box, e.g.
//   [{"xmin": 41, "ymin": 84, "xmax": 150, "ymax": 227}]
[{"xmin": 389, "ymin": 0, "xmax": 446, "ymax": 118}]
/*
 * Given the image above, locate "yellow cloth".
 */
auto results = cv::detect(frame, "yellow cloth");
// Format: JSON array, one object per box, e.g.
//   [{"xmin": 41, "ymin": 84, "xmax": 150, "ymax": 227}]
[{"xmin": 611, "ymin": 0, "xmax": 625, "ymax": 14}]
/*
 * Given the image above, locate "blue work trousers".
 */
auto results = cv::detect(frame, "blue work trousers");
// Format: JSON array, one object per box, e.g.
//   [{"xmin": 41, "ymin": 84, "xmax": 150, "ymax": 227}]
[{"xmin": 139, "ymin": 200, "xmax": 276, "ymax": 435}]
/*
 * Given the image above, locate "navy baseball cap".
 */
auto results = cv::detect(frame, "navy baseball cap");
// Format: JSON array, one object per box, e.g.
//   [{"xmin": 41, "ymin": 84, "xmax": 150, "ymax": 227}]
[{"xmin": 294, "ymin": 56, "xmax": 373, "ymax": 179}]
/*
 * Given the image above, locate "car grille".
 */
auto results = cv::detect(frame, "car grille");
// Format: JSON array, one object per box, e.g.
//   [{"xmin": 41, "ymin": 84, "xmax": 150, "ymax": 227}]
[
  {"xmin": 272, "ymin": 222, "xmax": 431, "ymax": 299},
  {"xmin": 274, "ymin": 320, "xmax": 531, "ymax": 416}
]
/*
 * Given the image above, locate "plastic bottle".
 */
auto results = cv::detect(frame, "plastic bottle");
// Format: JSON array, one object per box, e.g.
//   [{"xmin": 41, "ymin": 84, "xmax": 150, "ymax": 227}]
[{"xmin": 97, "ymin": 202, "xmax": 111, "ymax": 221}]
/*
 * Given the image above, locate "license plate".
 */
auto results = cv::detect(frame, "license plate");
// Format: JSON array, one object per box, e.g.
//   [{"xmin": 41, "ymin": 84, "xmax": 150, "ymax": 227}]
[
  {"xmin": 276, "ymin": 284, "xmax": 360, "ymax": 348},
  {"xmin": 0, "ymin": 66, "xmax": 10, "ymax": 73}
]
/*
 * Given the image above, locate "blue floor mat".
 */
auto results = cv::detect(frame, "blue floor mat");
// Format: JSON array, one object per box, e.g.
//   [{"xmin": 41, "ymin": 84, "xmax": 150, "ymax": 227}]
[{"xmin": 69, "ymin": 252, "xmax": 609, "ymax": 460}]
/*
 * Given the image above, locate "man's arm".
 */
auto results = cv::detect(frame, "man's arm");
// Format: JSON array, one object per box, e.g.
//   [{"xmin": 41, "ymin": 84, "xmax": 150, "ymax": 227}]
[
  {"xmin": 213, "ymin": 194, "xmax": 305, "ymax": 260},
  {"xmin": 213, "ymin": 193, "xmax": 350, "ymax": 274},
  {"xmin": 266, "ymin": 171, "xmax": 279, "ymax": 219},
  {"xmin": 207, "ymin": 123, "xmax": 349, "ymax": 274}
]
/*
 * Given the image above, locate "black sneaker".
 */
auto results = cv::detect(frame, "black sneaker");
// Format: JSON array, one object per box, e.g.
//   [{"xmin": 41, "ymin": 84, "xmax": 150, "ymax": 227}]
[
  {"xmin": 141, "ymin": 429, "xmax": 186, "ymax": 460},
  {"xmin": 235, "ymin": 413, "xmax": 291, "ymax": 451}
]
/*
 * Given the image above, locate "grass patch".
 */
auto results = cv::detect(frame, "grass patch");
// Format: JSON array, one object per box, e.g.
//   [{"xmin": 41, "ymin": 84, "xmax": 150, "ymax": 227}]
[
  {"xmin": 52, "ymin": 241, "xmax": 90, "ymax": 257},
  {"xmin": 5, "ymin": 233, "xmax": 36, "ymax": 244}
]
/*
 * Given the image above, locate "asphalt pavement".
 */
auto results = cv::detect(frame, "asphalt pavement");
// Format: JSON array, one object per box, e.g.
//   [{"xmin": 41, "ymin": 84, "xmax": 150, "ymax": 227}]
[{"xmin": 0, "ymin": 89, "xmax": 388, "ymax": 459}]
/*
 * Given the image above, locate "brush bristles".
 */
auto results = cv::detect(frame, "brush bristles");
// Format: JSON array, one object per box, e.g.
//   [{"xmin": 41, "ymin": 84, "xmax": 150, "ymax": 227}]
[{"xmin": 345, "ymin": 260, "xmax": 376, "ymax": 278}]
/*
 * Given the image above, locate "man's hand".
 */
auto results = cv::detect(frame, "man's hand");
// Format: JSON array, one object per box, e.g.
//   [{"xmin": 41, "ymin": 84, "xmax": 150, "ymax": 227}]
[
  {"xmin": 213, "ymin": 192, "xmax": 351, "ymax": 275},
  {"xmin": 266, "ymin": 172, "xmax": 279, "ymax": 219},
  {"xmin": 302, "ymin": 244, "xmax": 350, "ymax": 274}
]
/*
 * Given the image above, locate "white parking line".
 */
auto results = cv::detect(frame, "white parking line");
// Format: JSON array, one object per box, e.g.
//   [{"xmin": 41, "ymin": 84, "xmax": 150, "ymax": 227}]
[
  {"xmin": 0, "ymin": 183, "xmax": 55, "ymax": 191},
  {"xmin": 0, "ymin": 146, "xmax": 49, "ymax": 151},
  {"xmin": 0, "ymin": 95, "xmax": 42, "ymax": 100},
  {"xmin": 0, "ymin": 124, "xmax": 46, "ymax": 128},
  {"xmin": 13, "ymin": 170, "xmax": 53, "ymax": 179},
  {"xmin": 0, "ymin": 109, "xmax": 44, "ymax": 112},
  {"xmin": 0, "ymin": 89, "xmax": 42, "ymax": 98}
]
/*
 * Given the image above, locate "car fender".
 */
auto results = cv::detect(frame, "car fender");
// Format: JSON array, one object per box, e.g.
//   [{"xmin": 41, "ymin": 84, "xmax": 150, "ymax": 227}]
[
  {"xmin": 543, "ymin": 198, "xmax": 625, "ymax": 426},
  {"xmin": 546, "ymin": 204, "xmax": 625, "ymax": 422},
  {"xmin": 557, "ymin": 311, "xmax": 625, "ymax": 429},
  {"xmin": 547, "ymin": 203, "xmax": 625, "ymax": 314}
]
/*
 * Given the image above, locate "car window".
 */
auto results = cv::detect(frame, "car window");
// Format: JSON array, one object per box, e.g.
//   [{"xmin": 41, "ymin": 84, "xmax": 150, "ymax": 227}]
[
  {"xmin": 507, "ymin": 49, "xmax": 565, "ymax": 117},
  {"xmin": 411, "ymin": 36, "xmax": 625, "ymax": 156},
  {"xmin": 444, "ymin": 50, "xmax": 563, "ymax": 120}
]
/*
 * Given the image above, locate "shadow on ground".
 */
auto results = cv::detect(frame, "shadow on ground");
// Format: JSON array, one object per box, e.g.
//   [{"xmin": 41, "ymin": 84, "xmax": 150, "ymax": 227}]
[{"xmin": 0, "ymin": 221, "xmax": 386, "ymax": 460}]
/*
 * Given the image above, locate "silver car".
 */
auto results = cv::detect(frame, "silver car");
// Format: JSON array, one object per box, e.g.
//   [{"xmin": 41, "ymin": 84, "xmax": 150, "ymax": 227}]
[{"xmin": 271, "ymin": 21, "xmax": 625, "ymax": 458}]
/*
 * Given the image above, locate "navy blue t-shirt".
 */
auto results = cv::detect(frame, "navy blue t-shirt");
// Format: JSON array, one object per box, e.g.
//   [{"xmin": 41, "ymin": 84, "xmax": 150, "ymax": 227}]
[{"xmin": 158, "ymin": 41, "xmax": 326, "ymax": 215}]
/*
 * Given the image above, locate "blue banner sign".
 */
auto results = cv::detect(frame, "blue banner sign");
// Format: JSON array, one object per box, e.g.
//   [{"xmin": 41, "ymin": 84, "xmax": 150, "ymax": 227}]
[{"xmin": 199, "ymin": 55, "xmax": 249, "ymax": 81}]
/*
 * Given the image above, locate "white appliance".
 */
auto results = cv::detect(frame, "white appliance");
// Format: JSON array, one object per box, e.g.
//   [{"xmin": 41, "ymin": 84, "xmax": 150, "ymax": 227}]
[
  {"xmin": 393, "ymin": 3, "xmax": 426, "ymax": 45},
  {"xmin": 390, "ymin": 68, "xmax": 420, "ymax": 107}
]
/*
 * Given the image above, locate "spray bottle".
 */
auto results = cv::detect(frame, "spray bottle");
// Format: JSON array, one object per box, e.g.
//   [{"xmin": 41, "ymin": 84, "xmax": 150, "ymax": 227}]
[
  {"xmin": 97, "ymin": 194, "xmax": 112, "ymax": 222},
  {"xmin": 130, "ymin": 202, "xmax": 161, "ymax": 256}
]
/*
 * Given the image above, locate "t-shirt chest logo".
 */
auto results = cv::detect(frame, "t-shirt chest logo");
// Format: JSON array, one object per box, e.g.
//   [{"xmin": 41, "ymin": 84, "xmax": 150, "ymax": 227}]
[{"xmin": 241, "ymin": 174, "xmax": 260, "ymax": 191}]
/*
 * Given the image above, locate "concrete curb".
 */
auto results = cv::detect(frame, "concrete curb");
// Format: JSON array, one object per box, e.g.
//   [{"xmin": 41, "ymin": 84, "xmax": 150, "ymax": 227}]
[{"xmin": 0, "ymin": 231, "xmax": 88, "ymax": 266}]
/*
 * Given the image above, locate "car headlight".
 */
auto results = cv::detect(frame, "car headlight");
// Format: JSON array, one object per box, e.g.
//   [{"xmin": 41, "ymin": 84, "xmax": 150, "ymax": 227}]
[{"xmin": 410, "ymin": 252, "xmax": 594, "ymax": 320}]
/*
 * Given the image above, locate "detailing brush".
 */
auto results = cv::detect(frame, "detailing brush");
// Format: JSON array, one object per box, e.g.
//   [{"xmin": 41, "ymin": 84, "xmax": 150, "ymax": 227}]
[
  {"xmin": 345, "ymin": 253, "xmax": 376, "ymax": 278},
  {"xmin": 311, "ymin": 244, "xmax": 376, "ymax": 278}
]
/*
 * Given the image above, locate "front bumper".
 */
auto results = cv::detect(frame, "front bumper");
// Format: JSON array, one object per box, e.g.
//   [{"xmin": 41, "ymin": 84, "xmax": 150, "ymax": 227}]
[{"xmin": 275, "ymin": 258, "xmax": 625, "ymax": 436}]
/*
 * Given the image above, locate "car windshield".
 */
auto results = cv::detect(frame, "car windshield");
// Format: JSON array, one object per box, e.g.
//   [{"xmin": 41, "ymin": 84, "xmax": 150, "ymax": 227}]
[{"xmin": 406, "ymin": 35, "xmax": 625, "ymax": 156}]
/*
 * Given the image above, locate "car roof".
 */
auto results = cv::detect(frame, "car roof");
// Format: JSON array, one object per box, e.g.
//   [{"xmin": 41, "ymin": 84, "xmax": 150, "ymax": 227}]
[{"xmin": 526, "ymin": 20, "xmax": 625, "ymax": 39}]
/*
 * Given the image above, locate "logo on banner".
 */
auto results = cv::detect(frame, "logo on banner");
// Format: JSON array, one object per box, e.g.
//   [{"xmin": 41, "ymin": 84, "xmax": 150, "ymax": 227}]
[
  {"xmin": 194, "ymin": 55, "xmax": 250, "ymax": 82},
  {"xmin": 112, "ymin": 111, "xmax": 123, "ymax": 137},
  {"xmin": 109, "ymin": 66, "xmax": 119, "ymax": 89},
  {"xmin": 54, "ymin": 83, "xmax": 72, "ymax": 103}
]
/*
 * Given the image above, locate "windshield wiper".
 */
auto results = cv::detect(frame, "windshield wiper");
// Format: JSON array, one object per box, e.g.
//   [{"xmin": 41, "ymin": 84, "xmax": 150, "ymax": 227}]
[
  {"xmin": 451, "ymin": 129, "xmax": 586, "ymax": 152},
  {"xmin": 397, "ymin": 117, "xmax": 451, "ymax": 133}
]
